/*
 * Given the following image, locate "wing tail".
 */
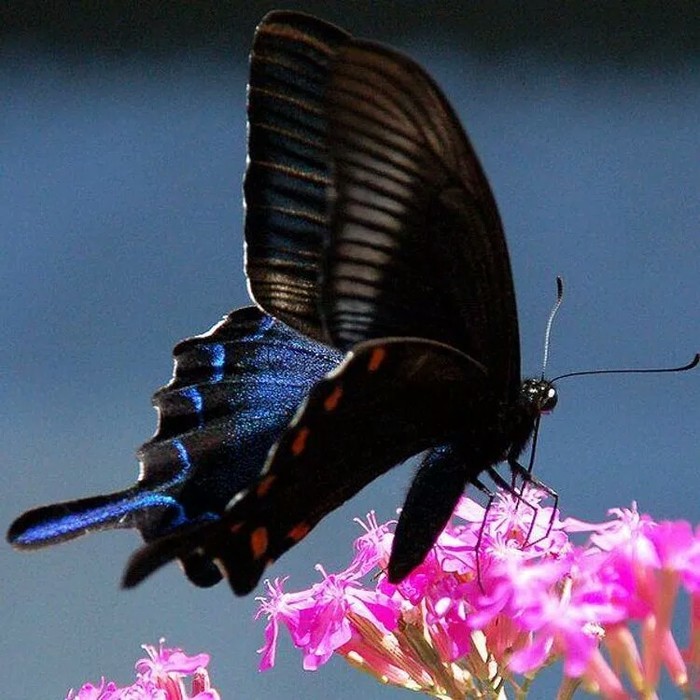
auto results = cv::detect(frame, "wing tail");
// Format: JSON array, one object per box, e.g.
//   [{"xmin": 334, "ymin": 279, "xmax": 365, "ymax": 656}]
[{"xmin": 6, "ymin": 486, "xmax": 166, "ymax": 549}]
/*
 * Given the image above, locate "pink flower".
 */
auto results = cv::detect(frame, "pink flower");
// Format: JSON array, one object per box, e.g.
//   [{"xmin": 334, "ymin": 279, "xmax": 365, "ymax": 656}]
[
  {"xmin": 65, "ymin": 640, "xmax": 220, "ymax": 700},
  {"xmin": 65, "ymin": 679, "xmax": 120, "ymax": 700},
  {"xmin": 256, "ymin": 490, "xmax": 700, "ymax": 699},
  {"xmin": 256, "ymin": 564, "xmax": 400, "ymax": 672}
]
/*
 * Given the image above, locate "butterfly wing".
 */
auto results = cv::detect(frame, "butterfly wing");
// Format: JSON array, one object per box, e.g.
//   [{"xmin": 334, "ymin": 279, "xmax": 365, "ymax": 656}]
[
  {"xmin": 245, "ymin": 12, "xmax": 520, "ymax": 400},
  {"xmin": 324, "ymin": 40, "xmax": 519, "ymax": 393},
  {"xmin": 7, "ymin": 307, "xmax": 341, "ymax": 586},
  {"xmin": 123, "ymin": 337, "xmax": 487, "ymax": 594},
  {"xmin": 244, "ymin": 11, "xmax": 349, "ymax": 341}
]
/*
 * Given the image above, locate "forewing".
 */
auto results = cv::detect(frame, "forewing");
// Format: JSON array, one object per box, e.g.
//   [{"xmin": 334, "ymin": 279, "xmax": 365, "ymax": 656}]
[
  {"xmin": 245, "ymin": 13, "xmax": 520, "ymax": 399},
  {"xmin": 244, "ymin": 11, "xmax": 350, "ymax": 340},
  {"xmin": 7, "ymin": 307, "xmax": 341, "ymax": 586},
  {"xmin": 124, "ymin": 337, "xmax": 487, "ymax": 595},
  {"xmin": 323, "ymin": 39, "xmax": 520, "ymax": 394}
]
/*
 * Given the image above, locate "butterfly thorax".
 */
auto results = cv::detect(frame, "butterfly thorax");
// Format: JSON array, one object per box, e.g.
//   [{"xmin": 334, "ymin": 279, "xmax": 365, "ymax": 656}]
[{"xmin": 447, "ymin": 377, "xmax": 552, "ymax": 468}]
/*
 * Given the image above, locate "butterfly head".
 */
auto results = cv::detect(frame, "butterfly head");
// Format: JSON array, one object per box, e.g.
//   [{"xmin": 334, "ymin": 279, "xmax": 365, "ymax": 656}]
[{"xmin": 520, "ymin": 378, "xmax": 558, "ymax": 416}]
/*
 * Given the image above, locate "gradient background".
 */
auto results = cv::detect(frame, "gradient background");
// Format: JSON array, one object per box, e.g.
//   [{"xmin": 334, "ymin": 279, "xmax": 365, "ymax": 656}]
[{"xmin": 2, "ymin": 3, "xmax": 698, "ymax": 697}]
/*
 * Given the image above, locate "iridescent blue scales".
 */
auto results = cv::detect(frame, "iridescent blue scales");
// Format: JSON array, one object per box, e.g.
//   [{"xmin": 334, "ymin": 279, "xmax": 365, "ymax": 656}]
[
  {"xmin": 8, "ymin": 308, "xmax": 341, "ymax": 587},
  {"xmin": 124, "ymin": 338, "xmax": 492, "ymax": 595}
]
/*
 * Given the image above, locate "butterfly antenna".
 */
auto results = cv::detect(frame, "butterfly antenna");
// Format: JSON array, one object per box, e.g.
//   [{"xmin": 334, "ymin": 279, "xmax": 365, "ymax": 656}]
[
  {"xmin": 552, "ymin": 353, "xmax": 699, "ymax": 382},
  {"xmin": 526, "ymin": 278, "xmax": 562, "ymax": 475},
  {"xmin": 541, "ymin": 276, "xmax": 564, "ymax": 379},
  {"xmin": 521, "ymin": 277, "xmax": 562, "ymax": 483}
]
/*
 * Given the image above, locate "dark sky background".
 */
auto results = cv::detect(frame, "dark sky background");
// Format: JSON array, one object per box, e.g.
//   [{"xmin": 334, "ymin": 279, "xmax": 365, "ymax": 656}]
[{"xmin": 2, "ymin": 3, "xmax": 699, "ymax": 698}]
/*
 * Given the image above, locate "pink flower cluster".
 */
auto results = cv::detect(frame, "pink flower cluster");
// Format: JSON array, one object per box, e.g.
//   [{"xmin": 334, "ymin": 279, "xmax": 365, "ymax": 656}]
[
  {"xmin": 65, "ymin": 640, "xmax": 220, "ymax": 700},
  {"xmin": 256, "ymin": 490, "xmax": 700, "ymax": 699}
]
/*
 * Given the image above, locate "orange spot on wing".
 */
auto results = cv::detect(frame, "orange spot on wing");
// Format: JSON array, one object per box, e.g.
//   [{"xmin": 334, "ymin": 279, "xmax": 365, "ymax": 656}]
[
  {"xmin": 368, "ymin": 346, "xmax": 386, "ymax": 372},
  {"xmin": 287, "ymin": 522, "xmax": 311, "ymax": 542},
  {"xmin": 323, "ymin": 384, "xmax": 343, "ymax": 412},
  {"xmin": 250, "ymin": 526, "xmax": 268, "ymax": 560},
  {"xmin": 291, "ymin": 426, "xmax": 310, "ymax": 456},
  {"xmin": 256, "ymin": 474, "xmax": 277, "ymax": 497}
]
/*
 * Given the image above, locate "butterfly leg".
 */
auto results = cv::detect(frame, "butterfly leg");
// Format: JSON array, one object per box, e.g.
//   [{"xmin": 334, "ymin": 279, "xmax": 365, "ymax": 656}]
[
  {"xmin": 487, "ymin": 465, "xmax": 541, "ymax": 544},
  {"xmin": 471, "ymin": 477, "xmax": 496, "ymax": 590},
  {"xmin": 507, "ymin": 456, "xmax": 559, "ymax": 545}
]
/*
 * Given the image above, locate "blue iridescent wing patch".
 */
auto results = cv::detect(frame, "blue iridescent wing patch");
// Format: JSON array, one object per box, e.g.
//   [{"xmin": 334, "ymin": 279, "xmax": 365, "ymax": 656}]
[
  {"xmin": 123, "ymin": 337, "xmax": 488, "ymax": 595},
  {"xmin": 8, "ymin": 307, "xmax": 341, "ymax": 586}
]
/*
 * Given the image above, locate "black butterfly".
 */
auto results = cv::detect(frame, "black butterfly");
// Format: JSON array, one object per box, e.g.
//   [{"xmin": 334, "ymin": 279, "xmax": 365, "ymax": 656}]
[{"xmin": 7, "ymin": 11, "xmax": 559, "ymax": 595}]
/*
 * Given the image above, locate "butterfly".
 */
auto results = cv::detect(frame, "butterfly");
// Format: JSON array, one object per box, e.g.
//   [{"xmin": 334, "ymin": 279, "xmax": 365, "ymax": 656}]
[{"xmin": 7, "ymin": 10, "xmax": 559, "ymax": 595}]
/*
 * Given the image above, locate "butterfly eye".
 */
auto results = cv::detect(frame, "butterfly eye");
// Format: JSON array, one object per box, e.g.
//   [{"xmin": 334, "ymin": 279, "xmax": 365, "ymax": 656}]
[{"xmin": 540, "ymin": 386, "xmax": 558, "ymax": 412}]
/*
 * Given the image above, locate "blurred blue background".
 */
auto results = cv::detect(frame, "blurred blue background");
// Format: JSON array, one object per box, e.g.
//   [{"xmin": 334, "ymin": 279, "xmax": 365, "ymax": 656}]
[{"xmin": 2, "ymin": 3, "xmax": 698, "ymax": 698}]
